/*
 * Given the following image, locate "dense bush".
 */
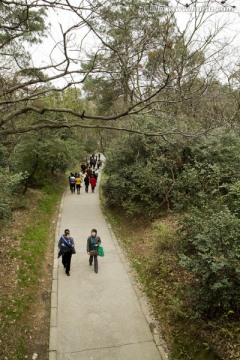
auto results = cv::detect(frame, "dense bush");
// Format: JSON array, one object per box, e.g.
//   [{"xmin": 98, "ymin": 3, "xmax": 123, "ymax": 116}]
[
  {"xmin": 224, "ymin": 181, "xmax": 240, "ymax": 217},
  {"xmin": 103, "ymin": 135, "xmax": 182, "ymax": 216},
  {"xmin": 0, "ymin": 132, "xmax": 76, "ymax": 218},
  {"xmin": 9, "ymin": 132, "xmax": 87, "ymax": 191},
  {"xmin": 103, "ymin": 133, "xmax": 240, "ymax": 216},
  {"xmin": 103, "ymin": 132, "xmax": 240, "ymax": 318},
  {"xmin": 0, "ymin": 170, "xmax": 28, "ymax": 219},
  {"xmin": 11, "ymin": 136, "xmax": 71, "ymax": 186},
  {"xmin": 179, "ymin": 205, "xmax": 240, "ymax": 318}
]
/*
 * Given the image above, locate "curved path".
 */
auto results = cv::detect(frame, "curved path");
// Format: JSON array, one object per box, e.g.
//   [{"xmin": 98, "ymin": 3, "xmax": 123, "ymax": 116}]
[{"xmin": 49, "ymin": 172, "xmax": 168, "ymax": 360}]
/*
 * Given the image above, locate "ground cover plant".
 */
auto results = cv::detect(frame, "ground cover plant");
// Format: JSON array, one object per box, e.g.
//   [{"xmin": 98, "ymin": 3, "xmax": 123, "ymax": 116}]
[{"xmin": 0, "ymin": 179, "xmax": 65, "ymax": 360}]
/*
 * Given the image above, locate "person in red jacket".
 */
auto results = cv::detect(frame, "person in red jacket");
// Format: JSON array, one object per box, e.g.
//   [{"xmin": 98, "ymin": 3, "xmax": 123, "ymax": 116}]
[{"xmin": 89, "ymin": 175, "xmax": 97, "ymax": 193}]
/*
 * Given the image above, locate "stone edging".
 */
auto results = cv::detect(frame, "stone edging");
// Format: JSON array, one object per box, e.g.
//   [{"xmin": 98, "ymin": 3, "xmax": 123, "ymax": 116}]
[{"xmin": 49, "ymin": 190, "xmax": 67, "ymax": 360}]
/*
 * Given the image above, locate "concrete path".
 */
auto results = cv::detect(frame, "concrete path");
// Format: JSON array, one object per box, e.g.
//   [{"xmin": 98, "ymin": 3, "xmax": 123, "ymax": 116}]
[{"xmin": 49, "ymin": 172, "xmax": 167, "ymax": 360}]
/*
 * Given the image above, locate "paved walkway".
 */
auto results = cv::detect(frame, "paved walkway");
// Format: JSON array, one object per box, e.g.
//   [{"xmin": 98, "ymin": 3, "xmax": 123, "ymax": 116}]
[{"xmin": 49, "ymin": 172, "xmax": 168, "ymax": 360}]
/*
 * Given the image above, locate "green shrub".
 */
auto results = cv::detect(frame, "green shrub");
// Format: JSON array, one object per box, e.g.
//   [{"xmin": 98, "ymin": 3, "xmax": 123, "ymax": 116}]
[
  {"xmin": 224, "ymin": 181, "xmax": 240, "ymax": 217},
  {"xmin": 179, "ymin": 205, "xmax": 240, "ymax": 318},
  {"xmin": 0, "ymin": 198, "xmax": 11, "ymax": 219},
  {"xmin": 103, "ymin": 133, "xmax": 240, "ymax": 217},
  {"xmin": 11, "ymin": 136, "xmax": 71, "ymax": 187},
  {"xmin": 0, "ymin": 170, "xmax": 28, "ymax": 219}
]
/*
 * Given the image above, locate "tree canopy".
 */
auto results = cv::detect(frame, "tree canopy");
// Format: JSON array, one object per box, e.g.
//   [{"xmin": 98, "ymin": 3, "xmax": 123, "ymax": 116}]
[{"xmin": 0, "ymin": 0, "xmax": 239, "ymax": 138}]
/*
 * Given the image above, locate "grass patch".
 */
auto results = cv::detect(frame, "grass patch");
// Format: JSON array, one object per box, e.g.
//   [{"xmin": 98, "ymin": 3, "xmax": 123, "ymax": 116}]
[
  {"xmin": 0, "ymin": 178, "xmax": 65, "ymax": 359},
  {"xmin": 14, "ymin": 337, "xmax": 27, "ymax": 360}
]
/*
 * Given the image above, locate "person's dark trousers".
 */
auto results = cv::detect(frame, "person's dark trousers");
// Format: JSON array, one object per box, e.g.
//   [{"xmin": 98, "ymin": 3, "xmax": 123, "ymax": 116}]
[
  {"xmin": 89, "ymin": 255, "xmax": 98, "ymax": 271},
  {"xmin": 85, "ymin": 185, "xmax": 89, "ymax": 193},
  {"xmin": 70, "ymin": 184, "xmax": 75, "ymax": 193},
  {"xmin": 63, "ymin": 252, "xmax": 72, "ymax": 274},
  {"xmin": 62, "ymin": 253, "xmax": 66, "ymax": 268},
  {"xmin": 76, "ymin": 185, "xmax": 80, "ymax": 194}
]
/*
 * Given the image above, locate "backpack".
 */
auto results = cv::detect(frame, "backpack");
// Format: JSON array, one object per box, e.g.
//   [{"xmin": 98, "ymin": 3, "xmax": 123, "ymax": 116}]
[{"xmin": 70, "ymin": 176, "xmax": 76, "ymax": 184}]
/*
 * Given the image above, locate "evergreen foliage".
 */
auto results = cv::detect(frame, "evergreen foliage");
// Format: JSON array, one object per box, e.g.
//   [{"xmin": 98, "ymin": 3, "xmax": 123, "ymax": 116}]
[
  {"xmin": 103, "ymin": 132, "xmax": 240, "ymax": 318},
  {"xmin": 179, "ymin": 205, "xmax": 240, "ymax": 317},
  {"xmin": 103, "ymin": 133, "xmax": 240, "ymax": 216}
]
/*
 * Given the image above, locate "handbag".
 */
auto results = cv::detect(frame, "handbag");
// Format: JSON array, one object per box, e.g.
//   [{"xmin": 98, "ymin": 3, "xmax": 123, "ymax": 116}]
[
  {"xmin": 89, "ymin": 250, "xmax": 98, "ymax": 256},
  {"xmin": 72, "ymin": 247, "xmax": 76, "ymax": 254},
  {"xmin": 98, "ymin": 245, "xmax": 104, "ymax": 257}
]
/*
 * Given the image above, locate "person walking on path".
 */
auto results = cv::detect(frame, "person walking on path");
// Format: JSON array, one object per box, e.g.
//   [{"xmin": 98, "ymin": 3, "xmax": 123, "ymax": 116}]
[
  {"xmin": 81, "ymin": 163, "xmax": 87, "ymax": 174},
  {"xmin": 89, "ymin": 174, "xmax": 97, "ymax": 193},
  {"xmin": 50, "ymin": 163, "xmax": 165, "ymax": 359},
  {"xmin": 68, "ymin": 172, "xmax": 73, "ymax": 191},
  {"xmin": 75, "ymin": 174, "xmax": 82, "ymax": 194},
  {"xmin": 87, "ymin": 229, "xmax": 101, "ymax": 273},
  {"xmin": 93, "ymin": 170, "xmax": 98, "ymax": 183},
  {"xmin": 84, "ymin": 174, "xmax": 90, "ymax": 193},
  {"xmin": 58, "ymin": 229, "xmax": 75, "ymax": 276},
  {"xmin": 86, "ymin": 166, "xmax": 93, "ymax": 177},
  {"xmin": 69, "ymin": 174, "xmax": 76, "ymax": 193}
]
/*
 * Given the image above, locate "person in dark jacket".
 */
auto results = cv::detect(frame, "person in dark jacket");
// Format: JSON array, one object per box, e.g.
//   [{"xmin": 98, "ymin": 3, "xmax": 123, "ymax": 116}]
[
  {"xmin": 58, "ymin": 229, "xmax": 75, "ymax": 276},
  {"xmin": 81, "ymin": 163, "xmax": 87, "ymax": 174},
  {"xmin": 93, "ymin": 170, "xmax": 98, "ymax": 182},
  {"xmin": 87, "ymin": 229, "xmax": 101, "ymax": 273},
  {"xmin": 84, "ymin": 174, "xmax": 90, "ymax": 193}
]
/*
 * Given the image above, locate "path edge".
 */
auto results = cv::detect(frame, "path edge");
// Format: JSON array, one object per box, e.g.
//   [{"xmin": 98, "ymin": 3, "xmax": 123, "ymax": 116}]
[
  {"xmin": 105, "ymin": 220, "xmax": 169, "ymax": 360},
  {"xmin": 49, "ymin": 173, "xmax": 169, "ymax": 360},
  {"xmin": 49, "ymin": 189, "xmax": 67, "ymax": 360}
]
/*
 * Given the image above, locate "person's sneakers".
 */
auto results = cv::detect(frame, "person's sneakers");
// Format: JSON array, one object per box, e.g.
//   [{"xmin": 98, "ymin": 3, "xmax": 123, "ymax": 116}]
[
  {"xmin": 66, "ymin": 272, "xmax": 70, "ymax": 276},
  {"xmin": 89, "ymin": 262, "xmax": 92, "ymax": 266}
]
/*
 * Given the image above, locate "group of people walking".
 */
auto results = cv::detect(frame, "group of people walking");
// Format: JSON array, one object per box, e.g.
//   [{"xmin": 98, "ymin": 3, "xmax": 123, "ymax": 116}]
[
  {"xmin": 59, "ymin": 153, "xmax": 104, "ymax": 276},
  {"xmin": 58, "ymin": 228, "xmax": 102, "ymax": 275},
  {"xmin": 68, "ymin": 153, "xmax": 101, "ymax": 194}
]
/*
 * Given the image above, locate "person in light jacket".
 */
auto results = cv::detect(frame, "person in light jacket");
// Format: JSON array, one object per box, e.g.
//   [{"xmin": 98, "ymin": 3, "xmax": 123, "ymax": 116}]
[
  {"xmin": 87, "ymin": 229, "xmax": 101, "ymax": 273},
  {"xmin": 58, "ymin": 229, "xmax": 75, "ymax": 276}
]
